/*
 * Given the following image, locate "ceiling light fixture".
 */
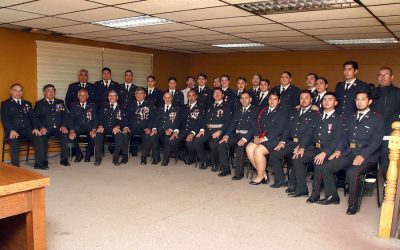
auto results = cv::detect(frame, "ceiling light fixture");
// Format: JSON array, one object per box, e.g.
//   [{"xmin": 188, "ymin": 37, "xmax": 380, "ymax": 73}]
[
  {"xmin": 326, "ymin": 38, "xmax": 399, "ymax": 45},
  {"xmin": 236, "ymin": 0, "xmax": 358, "ymax": 15},
  {"xmin": 94, "ymin": 15, "xmax": 174, "ymax": 28},
  {"xmin": 212, "ymin": 43, "xmax": 265, "ymax": 48}
]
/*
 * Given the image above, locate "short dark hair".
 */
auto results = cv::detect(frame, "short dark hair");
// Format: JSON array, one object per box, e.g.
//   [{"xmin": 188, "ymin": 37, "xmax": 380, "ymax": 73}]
[
  {"xmin": 269, "ymin": 92, "xmax": 280, "ymax": 99},
  {"xmin": 213, "ymin": 87, "xmax": 224, "ymax": 95},
  {"xmin": 356, "ymin": 91, "xmax": 371, "ymax": 100},
  {"xmin": 186, "ymin": 76, "xmax": 195, "ymax": 82},
  {"xmin": 307, "ymin": 73, "xmax": 318, "ymax": 79},
  {"xmin": 323, "ymin": 91, "xmax": 337, "ymax": 100},
  {"xmin": 240, "ymin": 92, "xmax": 251, "ymax": 98},
  {"xmin": 163, "ymin": 91, "xmax": 173, "ymax": 97},
  {"xmin": 281, "ymin": 71, "xmax": 292, "ymax": 78},
  {"xmin": 316, "ymin": 77, "xmax": 328, "ymax": 85},
  {"xmin": 135, "ymin": 87, "xmax": 146, "ymax": 93},
  {"xmin": 198, "ymin": 72, "xmax": 207, "ymax": 79},
  {"xmin": 300, "ymin": 89, "xmax": 312, "ymax": 98},
  {"xmin": 379, "ymin": 66, "xmax": 393, "ymax": 75},
  {"xmin": 253, "ymin": 74, "xmax": 262, "ymax": 79},
  {"xmin": 221, "ymin": 74, "xmax": 230, "ymax": 81},
  {"xmin": 147, "ymin": 75, "xmax": 156, "ymax": 81},
  {"xmin": 343, "ymin": 61, "xmax": 359, "ymax": 70},
  {"xmin": 260, "ymin": 78, "xmax": 270, "ymax": 85},
  {"xmin": 10, "ymin": 83, "xmax": 23, "ymax": 90},
  {"xmin": 102, "ymin": 67, "xmax": 111, "ymax": 74},
  {"xmin": 125, "ymin": 70, "xmax": 133, "ymax": 75},
  {"xmin": 79, "ymin": 69, "xmax": 88, "ymax": 74},
  {"xmin": 237, "ymin": 76, "xmax": 247, "ymax": 82},
  {"xmin": 43, "ymin": 84, "xmax": 55, "ymax": 92},
  {"xmin": 168, "ymin": 76, "xmax": 177, "ymax": 82},
  {"xmin": 188, "ymin": 89, "xmax": 197, "ymax": 96}
]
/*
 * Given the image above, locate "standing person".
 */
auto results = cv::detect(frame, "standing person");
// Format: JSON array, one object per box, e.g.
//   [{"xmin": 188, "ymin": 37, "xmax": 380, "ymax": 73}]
[
  {"xmin": 270, "ymin": 71, "xmax": 301, "ymax": 108},
  {"xmin": 256, "ymin": 79, "xmax": 270, "ymax": 109},
  {"xmin": 33, "ymin": 84, "xmax": 70, "ymax": 168},
  {"xmin": 221, "ymin": 74, "xmax": 236, "ymax": 109},
  {"xmin": 371, "ymin": 67, "xmax": 400, "ymax": 177},
  {"xmin": 181, "ymin": 76, "xmax": 195, "ymax": 105},
  {"xmin": 313, "ymin": 77, "xmax": 328, "ymax": 112},
  {"xmin": 65, "ymin": 69, "xmax": 95, "ymax": 111},
  {"xmin": 94, "ymin": 67, "xmax": 119, "ymax": 111},
  {"xmin": 145, "ymin": 75, "xmax": 163, "ymax": 108},
  {"xmin": 335, "ymin": 61, "xmax": 368, "ymax": 117},
  {"xmin": 233, "ymin": 77, "xmax": 248, "ymax": 111},
  {"xmin": 213, "ymin": 77, "xmax": 221, "ymax": 88},
  {"xmin": 1, "ymin": 83, "xmax": 44, "ymax": 168},
  {"xmin": 167, "ymin": 77, "xmax": 184, "ymax": 108},
  {"xmin": 306, "ymin": 73, "xmax": 319, "ymax": 99},
  {"xmin": 196, "ymin": 73, "xmax": 213, "ymax": 110},
  {"xmin": 68, "ymin": 89, "xmax": 97, "ymax": 163},
  {"xmin": 118, "ymin": 70, "xmax": 137, "ymax": 110},
  {"xmin": 248, "ymin": 74, "xmax": 261, "ymax": 100}
]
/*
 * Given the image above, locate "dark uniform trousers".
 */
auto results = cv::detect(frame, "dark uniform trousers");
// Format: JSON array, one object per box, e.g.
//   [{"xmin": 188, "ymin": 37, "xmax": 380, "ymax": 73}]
[
  {"xmin": 43, "ymin": 128, "xmax": 69, "ymax": 161},
  {"xmin": 150, "ymin": 132, "xmax": 172, "ymax": 161},
  {"xmin": 71, "ymin": 127, "xmax": 95, "ymax": 159},
  {"xmin": 126, "ymin": 129, "xmax": 152, "ymax": 159},
  {"xmin": 291, "ymin": 149, "xmax": 319, "ymax": 193},
  {"xmin": 95, "ymin": 131, "xmax": 128, "ymax": 160},
  {"xmin": 8, "ymin": 129, "xmax": 44, "ymax": 166},
  {"xmin": 269, "ymin": 143, "xmax": 296, "ymax": 185},
  {"xmin": 171, "ymin": 131, "xmax": 194, "ymax": 161},
  {"xmin": 193, "ymin": 129, "xmax": 221, "ymax": 165},
  {"xmin": 218, "ymin": 134, "xmax": 248, "ymax": 176}
]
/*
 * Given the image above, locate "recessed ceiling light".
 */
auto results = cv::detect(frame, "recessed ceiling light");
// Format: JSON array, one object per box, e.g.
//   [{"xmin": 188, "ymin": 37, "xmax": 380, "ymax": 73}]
[
  {"xmin": 212, "ymin": 43, "xmax": 265, "ymax": 48},
  {"xmin": 236, "ymin": 0, "xmax": 358, "ymax": 15},
  {"xmin": 94, "ymin": 15, "xmax": 174, "ymax": 28},
  {"xmin": 326, "ymin": 38, "xmax": 399, "ymax": 45}
]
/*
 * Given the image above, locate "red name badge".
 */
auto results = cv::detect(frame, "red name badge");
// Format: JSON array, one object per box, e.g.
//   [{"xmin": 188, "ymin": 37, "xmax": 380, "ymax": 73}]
[{"xmin": 259, "ymin": 132, "xmax": 266, "ymax": 138}]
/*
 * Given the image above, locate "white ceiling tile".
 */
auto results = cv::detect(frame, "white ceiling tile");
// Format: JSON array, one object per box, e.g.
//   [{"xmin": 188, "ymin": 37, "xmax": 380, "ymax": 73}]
[
  {"xmin": 155, "ymin": 6, "xmax": 252, "ymax": 22},
  {"xmin": 236, "ymin": 47, "xmax": 287, "ymax": 52},
  {"xmin": 0, "ymin": 8, "xmax": 43, "ymax": 23},
  {"xmin": 113, "ymin": 33, "xmax": 163, "ymax": 41},
  {"xmin": 340, "ymin": 43, "xmax": 400, "ymax": 49},
  {"xmin": 235, "ymin": 30, "xmax": 304, "ymax": 38},
  {"xmin": 267, "ymin": 40, "xmax": 326, "ymax": 46},
  {"xmin": 252, "ymin": 36, "xmax": 317, "ymax": 43},
  {"xmin": 369, "ymin": 3, "xmax": 400, "ymax": 16},
  {"xmin": 180, "ymin": 34, "xmax": 239, "ymax": 41},
  {"xmin": 381, "ymin": 15, "xmax": 400, "ymax": 25},
  {"xmin": 153, "ymin": 41, "xmax": 205, "ymax": 46},
  {"xmin": 186, "ymin": 16, "xmax": 273, "ymax": 28},
  {"xmin": 12, "ymin": 17, "xmax": 81, "ymax": 29},
  {"xmin": 286, "ymin": 18, "xmax": 379, "ymax": 30},
  {"xmin": 11, "ymin": 0, "xmax": 104, "ymax": 15},
  {"xmin": 211, "ymin": 24, "xmax": 290, "ymax": 33},
  {"xmin": 361, "ymin": 0, "xmax": 400, "ymax": 6},
  {"xmin": 118, "ymin": 0, "xmax": 226, "ymax": 14},
  {"xmin": 126, "ymin": 23, "xmax": 194, "ymax": 33},
  {"xmin": 79, "ymin": 29, "xmax": 139, "ymax": 38},
  {"xmin": 316, "ymin": 32, "xmax": 393, "ymax": 40},
  {"xmin": 223, "ymin": 0, "xmax": 266, "ymax": 3},
  {"xmin": 154, "ymin": 29, "xmax": 221, "ymax": 37},
  {"xmin": 265, "ymin": 7, "xmax": 371, "ymax": 23},
  {"xmin": 280, "ymin": 44, "xmax": 339, "ymax": 50},
  {"xmin": 56, "ymin": 6, "xmax": 140, "ymax": 22},
  {"xmin": 49, "ymin": 24, "xmax": 113, "ymax": 34},
  {"xmin": 0, "ymin": 0, "xmax": 35, "ymax": 7},
  {"xmin": 200, "ymin": 38, "xmax": 253, "ymax": 45},
  {"xmin": 304, "ymin": 26, "xmax": 388, "ymax": 35},
  {"xmin": 135, "ymin": 37, "xmax": 185, "ymax": 44},
  {"xmin": 89, "ymin": 0, "xmax": 142, "ymax": 5}
]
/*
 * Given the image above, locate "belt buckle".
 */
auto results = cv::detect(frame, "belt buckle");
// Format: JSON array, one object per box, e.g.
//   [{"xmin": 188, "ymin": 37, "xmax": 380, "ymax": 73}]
[
  {"xmin": 350, "ymin": 143, "xmax": 356, "ymax": 149},
  {"xmin": 316, "ymin": 143, "xmax": 321, "ymax": 148},
  {"xmin": 293, "ymin": 137, "xmax": 299, "ymax": 143}
]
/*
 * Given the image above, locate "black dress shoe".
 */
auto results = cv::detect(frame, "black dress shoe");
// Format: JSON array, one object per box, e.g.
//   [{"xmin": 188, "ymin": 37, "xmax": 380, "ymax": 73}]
[
  {"xmin": 120, "ymin": 157, "xmax": 128, "ymax": 164},
  {"xmin": 151, "ymin": 158, "xmax": 160, "ymax": 165},
  {"xmin": 161, "ymin": 160, "xmax": 169, "ymax": 166},
  {"xmin": 113, "ymin": 158, "xmax": 120, "ymax": 166},
  {"xmin": 232, "ymin": 174, "xmax": 244, "ymax": 180},
  {"xmin": 285, "ymin": 187, "xmax": 295, "ymax": 193},
  {"xmin": 60, "ymin": 159, "xmax": 71, "ymax": 166},
  {"xmin": 346, "ymin": 205, "xmax": 358, "ymax": 215},
  {"xmin": 75, "ymin": 154, "xmax": 83, "ymax": 162},
  {"xmin": 140, "ymin": 157, "xmax": 147, "ymax": 165},
  {"xmin": 306, "ymin": 195, "xmax": 320, "ymax": 203},
  {"xmin": 317, "ymin": 195, "xmax": 340, "ymax": 205},
  {"xmin": 84, "ymin": 157, "xmax": 90, "ymax": 162},
  {"xmin": 131, "ymin": 152, "xmax": 138, "ymax": 157},
  {"xmin": 211, "ymin": 164, "xmax": 219, "ymax": 172},
  {"xmin": 218, "ymin": 170, "xmax": 231, "ymax": 177},
  {"xmin": 249, "ymin": 178, "xmax": 267, "ymax": 185},
  {"xmin": 34, "ymin": 164, "xmax": 48, "ymax": 170},
  {"xmin": 44, "ymin": 160, "xmax": 49, "ymax": 166},
  {"xmin": 288, "ymin": 191, "xmax": 309, "ymax": 197},
  {"xmin": 199, "ymin": 162, "xmax": 208, "ymax": 169},
  {"xmin": 94, "ymin": 160, "xmax": 101, "ymax": 166},
  {"xmin": 270, "ymin": 180, "xmax": 288, "ymax": 188}
]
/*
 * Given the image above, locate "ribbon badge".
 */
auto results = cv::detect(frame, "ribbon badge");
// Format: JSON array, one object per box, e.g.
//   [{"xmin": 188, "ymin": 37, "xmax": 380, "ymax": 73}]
[
  {"xmin": 327, "ymin": 124, "xmax": 333, "ymax": 134},
  {"xmin": 216, "ymin": 109, "xmax": 224, "ymax": 118}
]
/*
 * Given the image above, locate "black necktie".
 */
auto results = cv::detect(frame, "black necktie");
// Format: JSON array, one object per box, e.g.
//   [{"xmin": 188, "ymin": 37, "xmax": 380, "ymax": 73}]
[
  {"xmin": 238, "ymin": 91, "xmax": 242, "ymax": 97},
  {"xmin": 17, "ymin": 100, "xmax": 21, "ymax": 105},
  {"xmin": 322, "ymin": 113, "xmax": 328, "ymax": 121},
  {"xmin": 345, "ymin": 83, "xmax": 350, "ymax": 91},
  {"xmin": 110, "ymin": 104, "xmax": 114, "ymax": 110},
  {"xmin": 138, "ymin": 102, "xmax": 142, "ymax": 106},
  {"xmin": 171, "ymin": 91, "xmax": 174, "ymax": 96},
  {"xmin": 259, "ymin": 94, "xmax": 264, "ymax": 103},
  {"xmin": 267, "ymin": 108, "xmax": 271, "ymax": 115},
  {"xmin": 281, "ymin": 87, "xmax": 285, "ymax": 94},
  {"xmin": 242, "ymin": 108, "xmax": 246, "ymax": 115},
  {"xmin": 315, "ymin": 95, "xmax": 320, "ymax": 104},
  {"xmin": 81, "ymin": 103, "xmax": 85, "ymax": 110},
  {"xmin": 149, "ymin": 90, "xmax": 152, "ymax": 95},
  {"xmin": 166, "ymin": 105, "xmax": 170, "ymax": 112},
  {"xmin": 357, "ymin": 113, "xmax": 363, "ymax": 123},
  {"xmin": 300, "ymin": 108, "xmax": 306, "ymax": 116},
  {"xmin": 126, "ymin": 85, "xmax": 129, "ymax": 91},
  {"xmin": 49, "ymin": 100, "xmax": 53, "ymax": 105}
]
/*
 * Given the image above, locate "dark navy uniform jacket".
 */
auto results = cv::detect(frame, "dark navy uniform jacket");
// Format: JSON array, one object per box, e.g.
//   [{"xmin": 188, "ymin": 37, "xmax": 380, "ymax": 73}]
[
  {"xmin": 97, "ymin": 103, "xmax": 127, "ymax": 132},
  {"xmin": 339, "ymin": 110, "xmax": 385, "ymax": 163},
  {"xmin": 334, "ymin": 79, "xmax": 368, "ymax": 117},
  {"xmin": 1, "ymin": 98, "xmax": 34, "ymax": 135},
  {"xmin": 222, "ymin": 88, "xmax": 236, "ymax": 110},
  {"xmin": 196, "ymin": 86, "xmax": 213, "ymax": 110},
  {"xmin": 169, "ymin": 90, "xmax": 184, "ymax": 108},
  {"xmin": 257, "ymin": 105, "xmax": 288, "ymax": 148},
  {"xmin": 154, "ymin": 104, "xmax": 181, "ymax": 133},
  {"xmin": 200, "ymin": 101, "xmax": 232, "ymax": 135},
  {"xmin": 126, "ymin": 100, "xmax": 155, "ymax": 133},
  {"xmin": 33, "ymin": 98, "xmax": 68, "ymax": 130},
  {"xmin": 225, "ymin": 104, "xmax": 258, "ymax": 142},
  {"xmin": 303, "ymin": 111, "xmax": 345, "ymax": 156},
  {"xmin": 256, "ymin": 91, "xmax": 270, "ymax": 109},
  {"xmin": 233, "ymin": 89, "xmax": 246, "ymax": 111},
  {"xmin": 65, "ymin": 82, "xmax": 96, "ymax": 111},
  {"xmin": 179, "ymin": 102, "xmax": 204, "ymax": 136},
  {"xmin": 94, "ymin": 80, "xmax": 120, "ymax": 110},
  {"xmin": 118, "ymin": 83, "xmax": 137, "ymax": 110},
  {"xmin": 270, "ymin": 84, "xmax": 301, "ymax": 108},
  {"xmin": 281, "ymin": 106, "xmax": 320, "ymax": 149},
  {"xmin": 68, "ymin": 102, "xmax": 98, "ymax": 131},
  {"xmin": 371, "ymin": 84, "xmax": 400, "ymax": 134},
  {"xmin": 145, "ymin": 88, "xmax": 163, "ymax": 108}
]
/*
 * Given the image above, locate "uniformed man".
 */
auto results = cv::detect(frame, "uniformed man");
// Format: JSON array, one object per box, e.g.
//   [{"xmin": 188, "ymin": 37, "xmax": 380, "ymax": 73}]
[
  {"xmin": 145, "ymin": 75, "xmax": 163, "ymax": 108},
  {"xmin": 218, "ymin": 92, "xmax": 258, "ymax": 179},
  {"xmin": 213, "ymin": 77, "xmax": 221, "ymax": 88},
  {"xmin": 94, "ymin": 67, "xmax": 119, "ymax": 111},
  {"xmin": 316, "ymin": 91, "xmax": 384, "ymax": 215},
  {"xmin": 118, "ymin": 70, "xmax": 137, "ymax": 110},
  {"xmin": 313, "ymin": 77, "xmax": 328, "ymax": 112},
  {"xmin": 290, "ymin": 92, "xmax": 344, "ymax": 199},
  {"xmin": 173, "ymin": 90, "xmax": 204, "ymax": 165},
  {"xmin": 1, "ymin": 83, "xmax": 44, "ymax": 168},
  {"xmin": 123, "ymin": 87, "xmax": 156, "ymax": 165},
  {"xmin": 306, "ymin": 73, "xmax": 319, "ymax": 99},
  {"xmin": 233, "ymin": 77, "xmax": 248, "ymax": 111},
  {"xmin": 33, "ymin": 84, "xmax": 70, "ymax": 167},
  {"xmin": 95, "ymin": 90, "xmax": 129, "ymax": 166},
  {"xmin": 371, "ymin": 67, "xmax": 400, "ymax": 177},
  {"xmin": 246, "ymin": 93, "xmax": 288, "ymax": 185},
  {"xmin": 270, "ymin": 71, "xmax": 301, "ymax": 108},
  {"xmin": 220, "ymin": 74, "xmax": 236, "ymax": 109},
  {"xmin": 335, "ymin": 61, "xmax": 369, "ymax": 117},
  {"xmin": 65, "ymin": 69, "xmax": 95, "ymax": 111},
  {"xmin": 196, "ymin": 73, "xmax": 213, "ymax": 110},
  {"xmin": 181, "ymin": 76, "xmax": 195, "ymax": 105},
  {"xmin": 167, "ymin": 77, "xmax": 184, "ymax": 108},
  {"xmin": 150, "ymin": 92, "xmax": 181, "ymax": 166},
  {"xmin": 256, "ymin": 79, "xmax": 270, "ymax": 109},
  {"xmin": 248, "ymin": 74, "xmax": 261, "ymax": 100},
  {"xmin": 269, "ymin": 90, "xmax": 320, "ymax": 192},
  {"xmin": 68, "ymin": 89, "xmax": 97, "ymax": 163},
  {"xmin": 193, "ymin": 87, "xmax": 232, "ymax": 170}
]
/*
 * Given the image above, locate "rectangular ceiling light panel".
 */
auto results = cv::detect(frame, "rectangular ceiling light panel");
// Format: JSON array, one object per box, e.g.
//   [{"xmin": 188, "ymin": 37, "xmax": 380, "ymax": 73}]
[{"xmin": 94, "ymin": 15, "xmax": 174, "ymax": 28}]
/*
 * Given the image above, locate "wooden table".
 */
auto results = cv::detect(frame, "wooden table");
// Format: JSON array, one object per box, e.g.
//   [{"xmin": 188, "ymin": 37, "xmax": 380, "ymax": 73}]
[{"xmin": 0, "ymin": 163, "xmax": 50, "ymax": 250}]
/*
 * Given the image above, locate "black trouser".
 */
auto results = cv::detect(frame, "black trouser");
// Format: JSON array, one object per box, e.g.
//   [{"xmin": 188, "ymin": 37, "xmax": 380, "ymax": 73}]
[
  {"xmin": 291, "ymin": 149, "xmax": 318, "ymax": 193},
  {"xmin": 217, "ymin": 134, "xmax": 247, "ymax": 175},
  {"xmin": 42, "ymin": 128, "xmax": 69, "ymax": 161},
  {"xmin": 269, "ymin": 143, "xmax": 295, "ymax": 184},
  {"xmin": 70, "ymin": 128, "xmax": 94, "ymax": 159},
  {"xmin": 192, "ymin": 130, "xmax": 221, "ymax": 164},
  {"xmin": 8, "ymin": 128, "xmax": 44, "ymax": 167},
  {"xmin": 379, "ymin": 140, "xmax": 389, "ymax": 180},
  {"xmin": 174, "ymin": 131, "xmax": 195, "ymax": 162},
  {"xmin": 127, "ymin": 130, "xmax": 151, "ymax": 159},
  {"xmin": 149, "ymin": 131, "xmax": 174, "ymax": 161},
  {"xmin": 95, "ymin": 131, "xmax": 128, "ymax": 160},
  {"xmin": 319, "ymin": 155, "xmax": 351, "ymax": 197}
]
